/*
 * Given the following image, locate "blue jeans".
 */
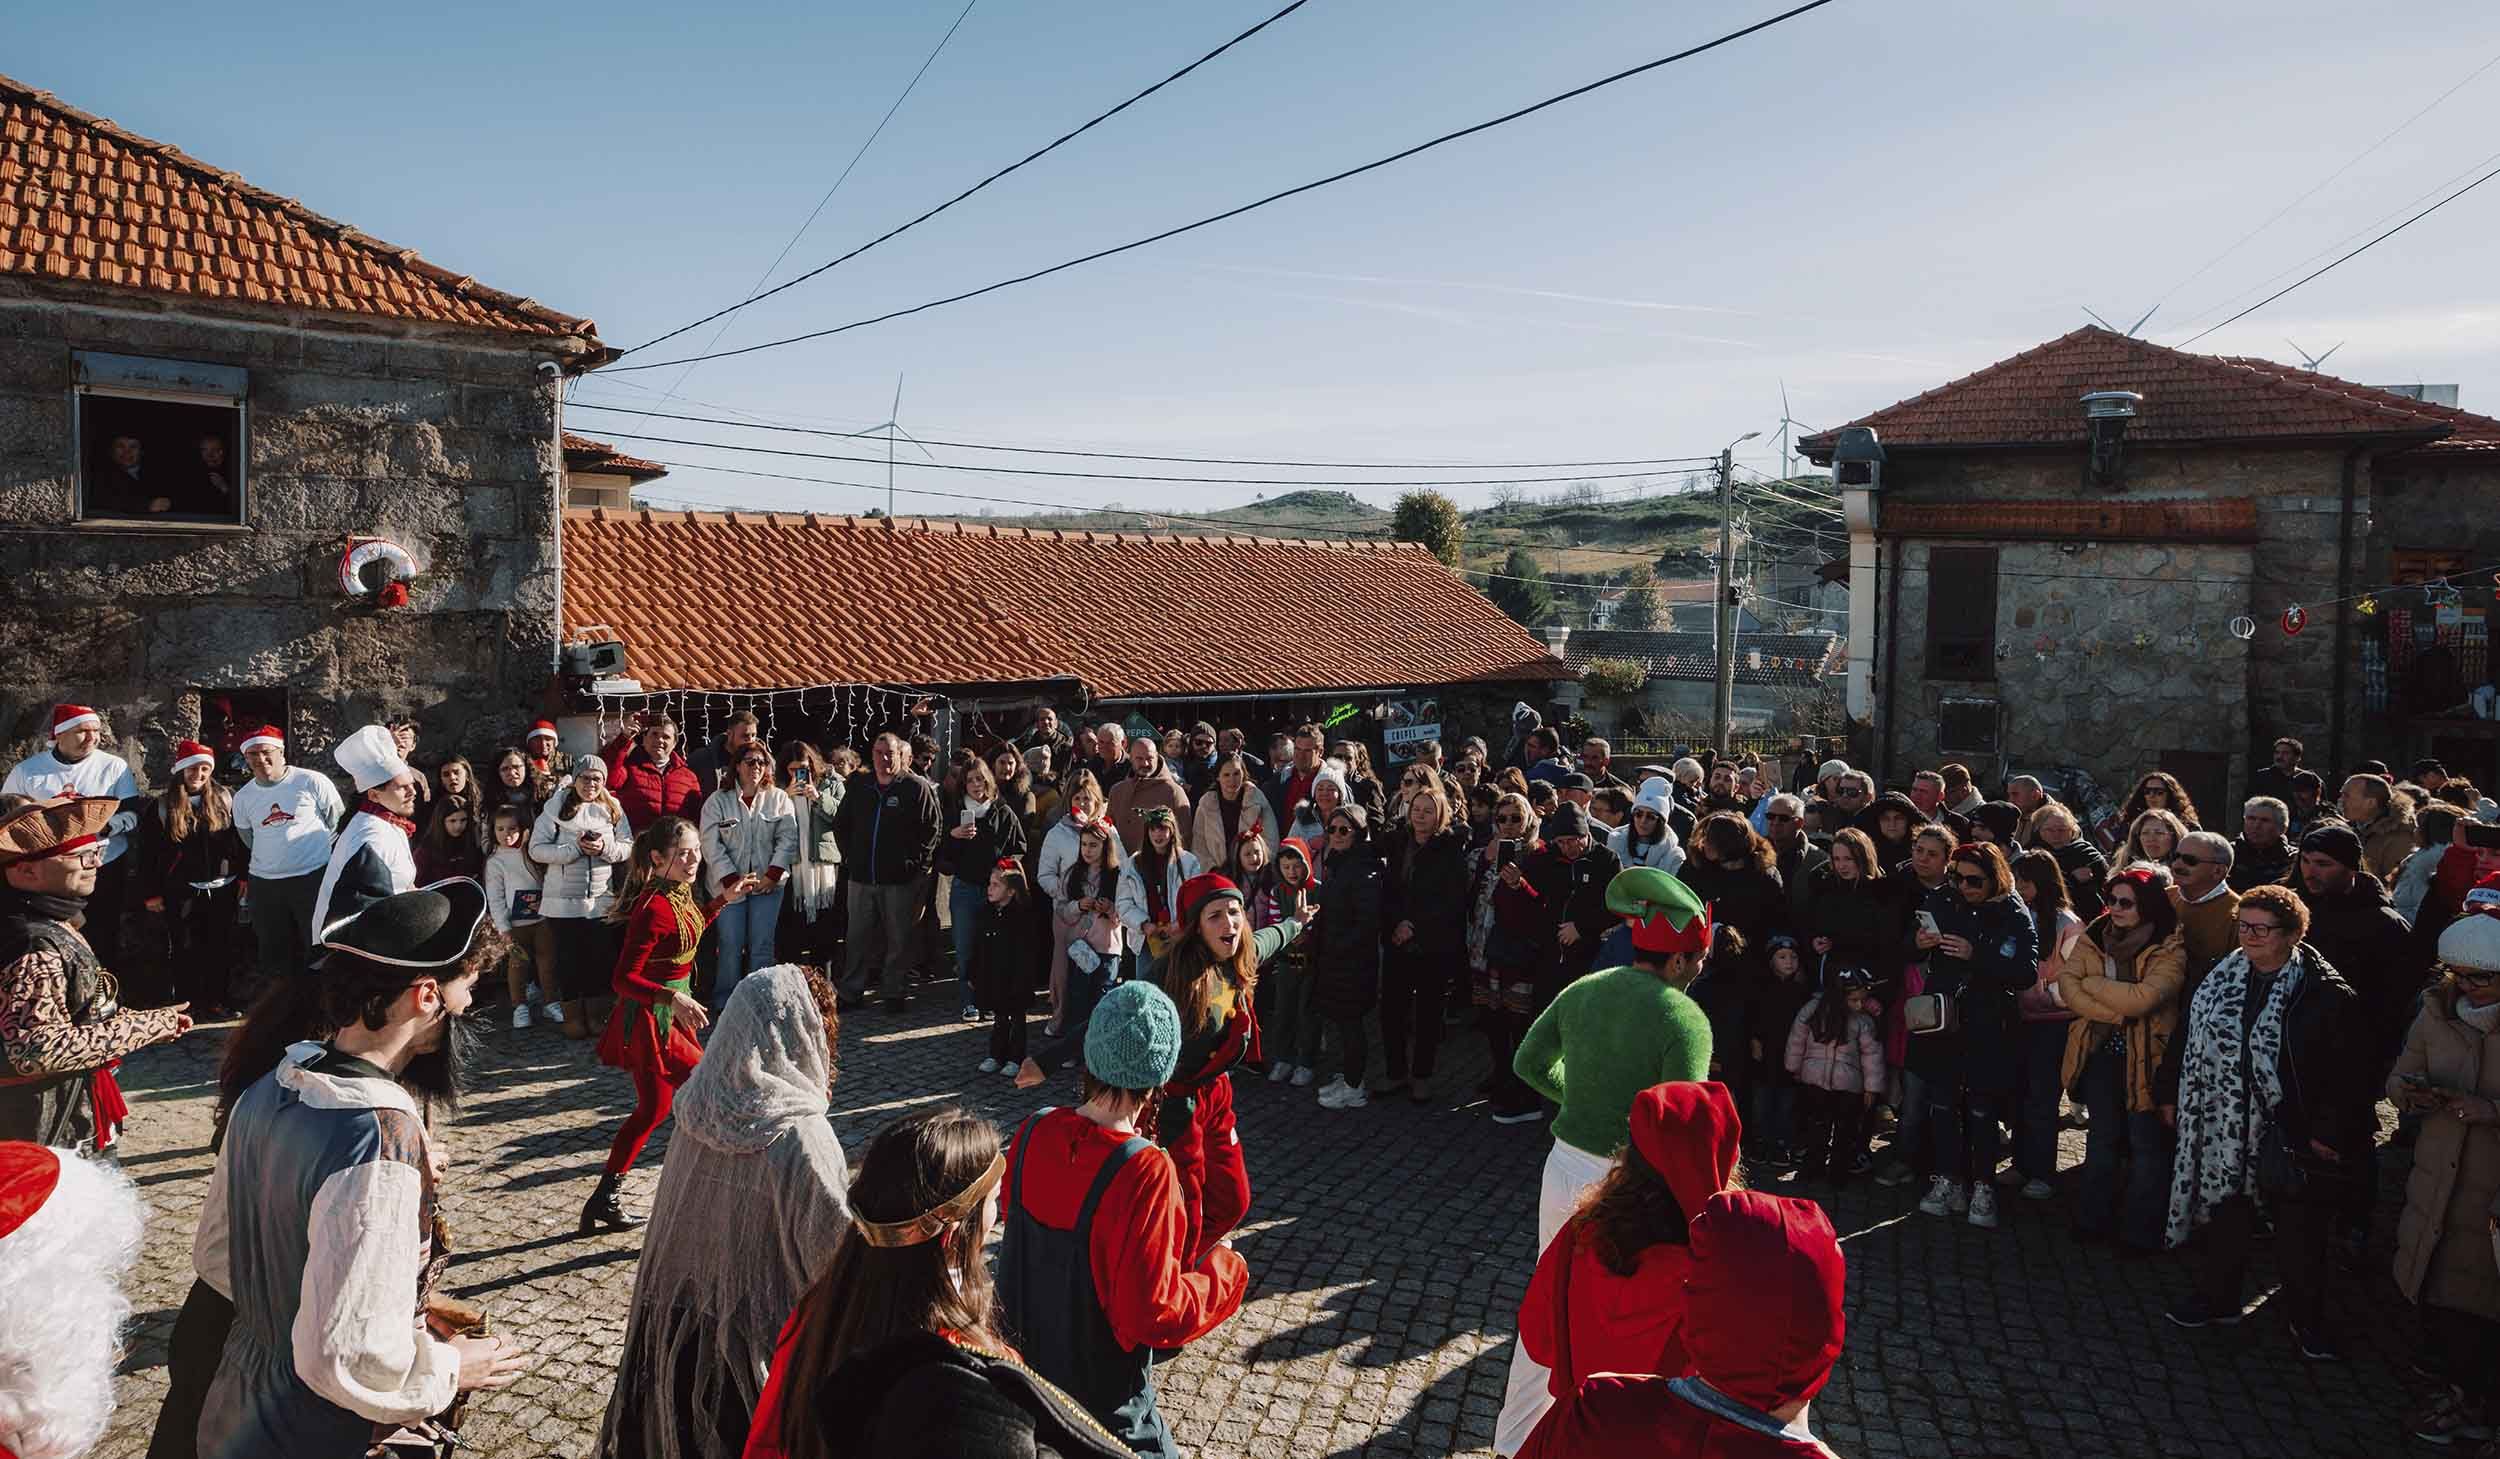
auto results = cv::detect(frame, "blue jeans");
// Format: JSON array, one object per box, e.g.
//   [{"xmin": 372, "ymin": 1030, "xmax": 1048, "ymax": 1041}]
[
  {"xmin": 1893, "ymin": 1070, "xmax": 1930, "ymax": 1171},
  {"xmin": 1926, "ymin": 1085, "xmax": 2001, "ymax": 1184},
  {"xmin": 711, "ymin": 883, "xmax": 786, "ymax": 1012},
  {"xmin": 950, "ymin": 877, "xmax": 987, "ymax": 1009},
  {"xmin": 2076, "ymin": 1044, "xmax": 2173, "ymax": 1248},
  {"xmin": 2013, "ymin": 1020, "xmax": 2070, "ymax": 1180}
]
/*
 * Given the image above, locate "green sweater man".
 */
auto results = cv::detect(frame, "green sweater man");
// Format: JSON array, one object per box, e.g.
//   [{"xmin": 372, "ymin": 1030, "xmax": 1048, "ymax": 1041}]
[{"xmin": 1514, "ymin": 865, "xmax": 1716, "ymax": 1157}]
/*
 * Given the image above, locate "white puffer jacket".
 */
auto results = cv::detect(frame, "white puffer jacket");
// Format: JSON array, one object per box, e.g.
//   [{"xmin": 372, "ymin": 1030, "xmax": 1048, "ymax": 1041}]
[{"xmin": 529, "ymin": 795, "xmax": 631, "ymax": 919}]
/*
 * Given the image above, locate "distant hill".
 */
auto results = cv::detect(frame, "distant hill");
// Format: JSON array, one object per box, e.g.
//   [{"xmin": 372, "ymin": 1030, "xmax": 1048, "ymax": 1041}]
[{"xmin": 915, "ymin": 488, "xmax": 1393, "ymax": 538}]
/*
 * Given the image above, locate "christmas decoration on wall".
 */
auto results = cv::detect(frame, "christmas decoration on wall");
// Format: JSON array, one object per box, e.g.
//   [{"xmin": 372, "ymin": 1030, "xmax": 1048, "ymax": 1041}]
[
  {"xmin": 338, "ymin": 537, "xmax": 417, "ymax": 609},
  {"xmin": 2281, "ymin": 605, "xmax": 2307, "ymax": 637}
]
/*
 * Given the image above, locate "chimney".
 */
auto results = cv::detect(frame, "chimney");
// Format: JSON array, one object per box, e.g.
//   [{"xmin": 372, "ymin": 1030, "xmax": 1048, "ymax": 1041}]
[
  {"xmin": 1540, "ymin": 625, "xmax": 1571, "ymax": 656},
  {"xmin": 2082, "ymin": 390, "xmax": 2143, "ymax": 490}
]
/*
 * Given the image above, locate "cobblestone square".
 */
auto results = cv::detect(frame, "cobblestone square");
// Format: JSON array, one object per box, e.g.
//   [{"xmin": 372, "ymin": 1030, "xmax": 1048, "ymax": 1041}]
[{"xmin": 100, "ymin": 998, "xmax": 2423, "ymax": 1458}]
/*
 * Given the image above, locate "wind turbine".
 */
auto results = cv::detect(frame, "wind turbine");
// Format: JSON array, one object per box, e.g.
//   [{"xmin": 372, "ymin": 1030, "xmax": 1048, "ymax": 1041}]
[
  {"xmin": 859, "ymin": 373, "xmax": 937, "ymax": 517},
  {"xmin": 2084, "ymin": 304, "xmax": 2160, "ymax": 338},
  {"xmin": 1776, "ymin": 380, "xmax": 1812, "ymax": 480},
  {"xmin": 2285, "ymin": 337, "xmax": 2346, "ymax": 373}
]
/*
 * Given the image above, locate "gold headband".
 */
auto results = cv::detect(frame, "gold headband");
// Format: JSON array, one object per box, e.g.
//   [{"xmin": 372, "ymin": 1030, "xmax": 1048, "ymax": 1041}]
[{"xmin": 853, "ymin": 1153, "xmax": 1008, "ymax": 1248}]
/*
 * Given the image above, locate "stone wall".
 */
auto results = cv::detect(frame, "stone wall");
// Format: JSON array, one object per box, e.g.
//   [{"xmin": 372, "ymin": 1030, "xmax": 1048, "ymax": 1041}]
[
  {"xmin": 0, "ymin": 290, "xmax": 566, "ymax": 785},
  {"xmin": 1881, "ymin": 539, "xmax": 2255, "ymax": 802}
]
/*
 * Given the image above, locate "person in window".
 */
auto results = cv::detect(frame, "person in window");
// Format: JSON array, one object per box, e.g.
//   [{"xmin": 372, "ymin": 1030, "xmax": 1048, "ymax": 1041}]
[
  {"xmin": 94, "ymin": 433, "xmax": 152, "ymax": 513},
  {"xmin": 187, "ymin": 432, "xmax": 237, "ymax": 513}
]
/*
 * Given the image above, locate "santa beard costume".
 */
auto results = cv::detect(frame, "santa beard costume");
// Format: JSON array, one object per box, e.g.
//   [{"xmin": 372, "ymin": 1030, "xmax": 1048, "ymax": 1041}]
[{"xmin": 0, "ymin": 1140, "xmax": 149, "ymax": 1459}]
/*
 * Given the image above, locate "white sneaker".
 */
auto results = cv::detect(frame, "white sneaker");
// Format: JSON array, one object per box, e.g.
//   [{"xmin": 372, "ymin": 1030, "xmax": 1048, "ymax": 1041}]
[
  {"xmin": 2020, "ymin": 1178, "xmax": 2055, "ymax": 1202},
  {"xmin": 510, "ymin": 1003, "xmax": 534, "ymax": 1030},
  {"xmin": 1268, "ymin": 1061, "xmax": 1293, "ymax": 1084},
  {"xmin": 998, "ymin": 1063, "xmax": 1021, "ymax": 1079},
  {"xmin": 544, "ymin": 1000, "xmax": 565, "ymax": 1024},
  {"xmin": 1290, "ymin": 1065, "xmax": 1315, "ymax": 1088},
  {"xmin": 1335, "ymin": 1084, "xmax": 1370, "ymax": 1109},
  {"xmin": 978, "ymin": 1057, "xmax": 1000, "ymax": 1074},
  {"xmin": 1918, "ymin": 1175, "xmax": 1956, "ymax": 1217},
  {"xmin": 1967, "ymin": 1184, "xmax": 2001, "ymax": 1229},
  {"xmin": 1317, "ymin": 1076, "xmax": 1351, "ymax": 1108}
]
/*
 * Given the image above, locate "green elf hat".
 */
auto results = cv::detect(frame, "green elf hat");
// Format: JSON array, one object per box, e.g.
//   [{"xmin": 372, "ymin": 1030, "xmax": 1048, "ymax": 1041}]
[{"xmin": 1606, "ymin": 865, "xmax": 1713, "ymax": 957}]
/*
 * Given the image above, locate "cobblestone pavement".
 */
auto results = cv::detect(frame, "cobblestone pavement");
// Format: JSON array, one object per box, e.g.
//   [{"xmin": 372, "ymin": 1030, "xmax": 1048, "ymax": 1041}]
[{"xmin": 99, "ymin": 992, "xmax": 2428, "ymax": 1458}]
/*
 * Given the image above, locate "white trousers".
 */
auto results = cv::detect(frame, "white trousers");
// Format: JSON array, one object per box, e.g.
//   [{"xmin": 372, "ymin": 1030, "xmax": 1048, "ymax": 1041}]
[{"xmin": 1493, "ymin": 1137, "xmax": 1613, "ymax": 1456}]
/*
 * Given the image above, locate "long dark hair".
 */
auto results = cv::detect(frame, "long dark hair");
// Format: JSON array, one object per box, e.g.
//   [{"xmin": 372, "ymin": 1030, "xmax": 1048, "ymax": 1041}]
[
  {"xmin": 2010, "ymin": 848, "xmax": 2071, "ymax": 926},
  {"xmin": 1570, "ymin": 1143, "xmax": 1737, "ymax": 1276},
  {"xmin": 777, "ymin": 1107, "xmax": 1006, "ymax": 1459},
  {"xmin": 1808, "ymin": 974, "xmax": 1869, "ymax": 1045},
  {"xmin": 2119, "ymin": 770, "xmax": 2202, "ymax": 831},
  {"xmin": 1696, "ymin": 811, "xmax": 1775, "ymax": 877}
]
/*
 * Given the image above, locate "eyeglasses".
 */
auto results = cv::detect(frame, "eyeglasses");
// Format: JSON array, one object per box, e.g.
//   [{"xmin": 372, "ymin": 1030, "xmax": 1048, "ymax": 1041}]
[
  {"xmin": 1953, "ymin": 873, "xmax": 1987, "ymax": 889},
  {"xmin": 1767, "ymin": 811, "xmax": 1798, "ymax": 822},
  {"xmin": 63, "ymin": 848, "xmax": 106, "ymax": 869},
  {"xmin": 1495, "ymin": 813, "xmax": 1526, "ymax": 826},
  {"xmin": 1328, "ymin": 823, "xmax": 1355, "ymax": 836},
  {"xmin": 2235, "ymin": 920, "xmax": 2286, "ymax": 938},
  {"xmin": 1834, "ymin": 788, "xmax": 1866, "ymax": 799},
  {"xmin": 2108, "ymin": 896, "xmax": 2138, "ymax": 911}
]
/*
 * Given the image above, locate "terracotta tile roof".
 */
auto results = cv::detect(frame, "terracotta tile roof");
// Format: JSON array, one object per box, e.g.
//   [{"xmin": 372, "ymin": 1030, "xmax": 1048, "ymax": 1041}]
[
  {"xmin": 1801, "ymin": 326, "xmax": 2492, "ymax": 454},
  {"xmin": 1877, "ymin": 497, "xmax": 2260, "ymax": 543},
  {"xmin": 1564, "ymin": 629, "xmax": 1839, "ymax": 687},
  {"xmin": 0, "ymin": 72, "xmax": 601, "ymax": 345},
  {"xmin": 561, "ymin": 510, "xmax": 1570, "ymax": 695},
  {"xmin": 562, "ymin": 433, "xmax": 668, "ymax": 482}
]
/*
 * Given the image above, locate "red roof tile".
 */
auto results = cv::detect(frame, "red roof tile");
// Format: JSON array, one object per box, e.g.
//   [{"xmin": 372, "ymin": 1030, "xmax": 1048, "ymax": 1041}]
[
  {"xmin": 562, "ymin": 511, "xmax": 1569, "ymax": 696},
  {"xmin": 1877, "ymin": 498, "xmax": 2260, "ymax": 542},
  {"xmin": 562, "ymin": 433, "xmax": 669, "ymax": 482},
  {"xmin": 1802, "ymin": 327, "xmax": 2496, "ymax": 454},
  {"xmin": 0, "ymin": 73, "xmax": 601, "ymax": 345}
]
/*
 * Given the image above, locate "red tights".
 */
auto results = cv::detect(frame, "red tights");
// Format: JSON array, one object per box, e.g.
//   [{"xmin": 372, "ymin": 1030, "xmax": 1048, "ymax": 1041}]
[{"xmin": 605, "ymin": 1058, "xmax": 677, "ymax": 1175}]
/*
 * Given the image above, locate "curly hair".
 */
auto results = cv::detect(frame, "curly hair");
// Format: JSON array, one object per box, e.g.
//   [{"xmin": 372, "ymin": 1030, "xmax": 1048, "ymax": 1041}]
[
  {"xmin": 1696, "ymin": 811, "xmax": 1776, "ymax": 876},
  {"xmin": 2238, "ymin": 883, "xmax": 2310, "ymax": 944},
  {"xmin": 2119, "ymin": 770, "xmax": 2202, "ymax": 831}
]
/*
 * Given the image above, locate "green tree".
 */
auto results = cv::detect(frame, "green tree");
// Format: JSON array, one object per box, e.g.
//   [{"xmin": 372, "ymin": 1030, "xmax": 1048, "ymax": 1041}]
[
  {"xmin": 1615, "ymin": 563, "xmax": 1660, "ymax": 630},
  {"xmin": 1489, "ymin": 546, "xmax": 1552, "ymax": 627},
  {"xmin": 1392, "ymin": 490, "xmax": 1465, "ymax": 566}
]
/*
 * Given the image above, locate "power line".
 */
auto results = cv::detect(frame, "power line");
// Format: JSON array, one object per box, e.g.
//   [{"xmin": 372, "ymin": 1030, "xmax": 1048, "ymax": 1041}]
[
  {"xmin": 606, "ymin": 0, "xmax": 1846, "ymax": 372},
  {"xmin": 581, "ymin": 425, "xmax": 1725, "ymax": 488},
  {"xmin": 2175, "ymin": 157, "xmax": 2500, "ymax": 347},
  {"xmin": 617, "ymin": 0, "xmax": 1318, "ymax": 359},
  {"xmin": 660, "ymin": 0, "xmax": 984, "ymax": 394},
  {"xmin": 2147, "ymin": 45, "xmax": 2500, "ymax": 323},
  {"xmin": 566, "ymin": 401, "xmax": 1718, "ymax": 470}
]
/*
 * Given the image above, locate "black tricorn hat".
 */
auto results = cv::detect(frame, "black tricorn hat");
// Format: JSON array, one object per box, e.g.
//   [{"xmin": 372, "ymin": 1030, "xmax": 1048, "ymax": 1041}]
[{"xmin": 319, "ymin": 878, "xmax": 488, "ymax": 969}]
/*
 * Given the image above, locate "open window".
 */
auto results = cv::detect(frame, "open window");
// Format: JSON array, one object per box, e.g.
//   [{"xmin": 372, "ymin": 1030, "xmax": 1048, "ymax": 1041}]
[
  {"xmin": 74, "ymin": 352, "xmax": 248, "ymax": 525},
  {"xmin": 197, "ymin": 688, "xmax": 289, "ymax": 782}
]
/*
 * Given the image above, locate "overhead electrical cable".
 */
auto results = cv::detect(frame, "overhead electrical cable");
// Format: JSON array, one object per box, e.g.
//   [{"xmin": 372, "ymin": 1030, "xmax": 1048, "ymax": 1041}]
[
  {"xmin": 566, "ymin": 402, "xmax": 1718, "ymax": 469},
  {"xmin": 660, "ymin": 0, "xmax": 985, "ymax": 394},
  {"xmin": 605, "ymin": 0, "xmax": 1845, "ymax": 372},
  {"xmin": 617, "ymin": 0, "xmax": 1320, "ymax": 359},
  {"xmin": 580, "ymin": 426, "xmax": 1740, "ymax": 487}
]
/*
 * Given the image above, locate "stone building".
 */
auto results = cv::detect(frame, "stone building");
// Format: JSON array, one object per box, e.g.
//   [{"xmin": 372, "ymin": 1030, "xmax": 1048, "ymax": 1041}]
[
  {"xmin": 0, "ymin": 73, "xmax": 608, "ymax": 781},
  {"xmin": 1803, "ymin": 326, "xmax": 2500, "ymax": 812}
]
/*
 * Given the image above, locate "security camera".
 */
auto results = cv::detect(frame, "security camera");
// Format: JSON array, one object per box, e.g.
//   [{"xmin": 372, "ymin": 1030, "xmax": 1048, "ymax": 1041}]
[{"xmin": 536, "ymin": 360, "xmax": 562, "ymax": 380}]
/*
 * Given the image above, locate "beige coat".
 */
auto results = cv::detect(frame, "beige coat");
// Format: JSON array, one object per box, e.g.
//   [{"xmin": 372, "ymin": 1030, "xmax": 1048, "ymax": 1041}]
[
  {"xmin": 1190, "ymin": 783, "xmax": 1280, "ymax": 875},
  {"xmin": 2390, "ymin": 984, "xmax": 2500, "ymax": 1316},
  {"xmin": 2355, "ymin": 811, "xmax": 2416, "ymax": 886},
  {"xmin": 2057, "ymin": 926, "xmax": 2188, "ymax": 1112}
]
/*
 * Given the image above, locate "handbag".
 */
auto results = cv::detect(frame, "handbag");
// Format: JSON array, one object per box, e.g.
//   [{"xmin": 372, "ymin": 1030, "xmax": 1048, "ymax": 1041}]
[
  {"xmin": 1902, "ymin": 991, "xmax": 1958, "ymax": 1036},
  {"xmin": 2251, "ymin": 1000, "xmax": 2358, "ymax": 1202}
]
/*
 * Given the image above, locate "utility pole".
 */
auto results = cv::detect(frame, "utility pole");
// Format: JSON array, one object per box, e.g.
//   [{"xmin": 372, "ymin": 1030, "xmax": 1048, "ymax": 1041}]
[{"xmin": 1713, "ymin": 431, "xmax": 1761, "ymax": 756}]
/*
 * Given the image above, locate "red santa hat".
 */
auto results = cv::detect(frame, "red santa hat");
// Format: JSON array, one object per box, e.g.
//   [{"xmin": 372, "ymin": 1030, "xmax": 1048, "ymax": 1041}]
[
  {"xmin": 0, "ymin": 1140, "xmax": 60, "ymax": 1242},
  {"xmin": 239, "ymin": 724, "xmax": 285, "ymax": 754},
  {"xmin": 48, "ymin": 703, "xmax": 101, "ymax": 739},
  {"xmin": 526, "ymin": 720, "xmax": 559, "ymax": 746},
  {"xmin": 170, "ymin": 740, "xmax": 215, "ymax": 775}
]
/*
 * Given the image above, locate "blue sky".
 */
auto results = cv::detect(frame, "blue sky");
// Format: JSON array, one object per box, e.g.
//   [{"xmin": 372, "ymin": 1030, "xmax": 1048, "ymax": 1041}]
[{"xmin": 19, "ymin": 1, "xmax": 2500, "ymax": 516}]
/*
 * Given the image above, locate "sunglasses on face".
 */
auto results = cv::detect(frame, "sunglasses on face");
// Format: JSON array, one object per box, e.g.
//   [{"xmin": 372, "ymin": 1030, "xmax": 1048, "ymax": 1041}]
[
  {"xmin": 1496, "ymin": 813, "xmax": 1526, "ymax": 826},
  {"xmin": 1328, "ymin": 823, "xmax": 1355, "ymax": 836},
  {"xmin": 1767, "ymin": 811, "xmax": 1798, "ymax": 823},
  {"xmin": 1954, "ymin": 872, "xmax": 1987, "ymax": 888},
  {"xmin": 2170, "ymin": 853, "xmax": 2208, "ymax": 867},
  {"xmin": 1835, "ymin": 788, "xmax": 1865, "ymax": 799},
  {"xmin": 2109, "ymin": 896, "xmax": 2138, "ymax": 911}
]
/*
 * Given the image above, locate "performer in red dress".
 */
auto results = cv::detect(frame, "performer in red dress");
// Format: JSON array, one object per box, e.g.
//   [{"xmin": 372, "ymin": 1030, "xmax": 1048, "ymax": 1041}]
[
  {"xmin": 1151, "ymin": 873, "xmax": 1305, "ymax": 1265},
  {"xmin": 581, "ymin": 814, "xmax": 756, "ymax": 1233}
]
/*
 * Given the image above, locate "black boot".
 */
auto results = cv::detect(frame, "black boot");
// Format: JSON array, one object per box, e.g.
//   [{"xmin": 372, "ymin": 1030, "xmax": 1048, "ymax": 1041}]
[{"xmin": 579, "ymin": 1171, "xmax": 639, "ymax": 1234}]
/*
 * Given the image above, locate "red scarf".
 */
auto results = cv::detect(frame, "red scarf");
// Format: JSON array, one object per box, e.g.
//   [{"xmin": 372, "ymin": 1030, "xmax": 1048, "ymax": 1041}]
[{"xmin": 355, "ymin": 799, "xmax": 419, "ymax": 836}]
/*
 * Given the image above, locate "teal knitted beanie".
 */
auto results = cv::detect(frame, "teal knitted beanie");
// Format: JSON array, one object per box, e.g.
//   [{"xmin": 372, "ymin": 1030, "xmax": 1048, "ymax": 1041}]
[{"xmin": 1085, "ymin": 980, "xmax": 1182, "ymax": 1090}]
